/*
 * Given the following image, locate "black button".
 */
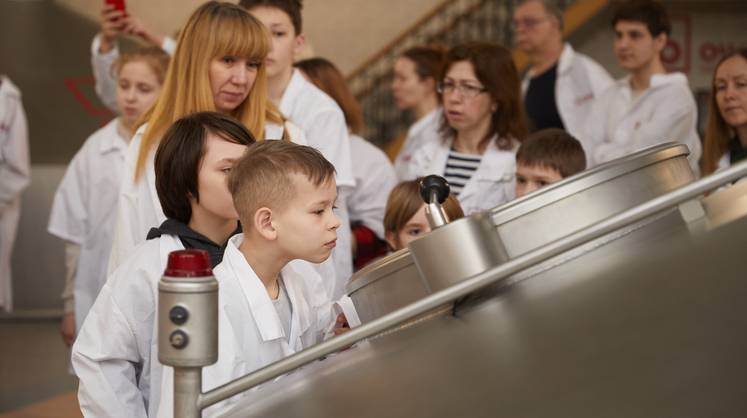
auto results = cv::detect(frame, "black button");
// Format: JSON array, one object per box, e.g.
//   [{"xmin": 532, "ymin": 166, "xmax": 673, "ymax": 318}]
[{"xmin": 169, "ymin": 305, "xmax": 189, "ymax": 325}]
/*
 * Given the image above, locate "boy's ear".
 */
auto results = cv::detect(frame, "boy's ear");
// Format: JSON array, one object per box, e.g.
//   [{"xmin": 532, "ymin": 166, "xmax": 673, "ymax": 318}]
[
  {"xmin": 293, "ymin": 33, "xmax": 307, "ymax": 58},
  {"xmin": 254, "ymin": 207, "xmax": 278, "ymax": 241},
  {"xmin": 653, "ymin": 32, "xmax": 668, "ymax": 53}
]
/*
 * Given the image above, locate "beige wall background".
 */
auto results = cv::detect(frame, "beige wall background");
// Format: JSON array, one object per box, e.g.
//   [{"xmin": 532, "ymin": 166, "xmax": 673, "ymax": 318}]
[{"xmin": 55, "ymin": 0, "xmax": 444, "ymax": 75}]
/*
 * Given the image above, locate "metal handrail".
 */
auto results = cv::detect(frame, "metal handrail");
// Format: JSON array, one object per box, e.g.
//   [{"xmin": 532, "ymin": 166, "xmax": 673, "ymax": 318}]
[{"xmin": 200, "ymin": 160, "xmax": 747, "ymax": 411}]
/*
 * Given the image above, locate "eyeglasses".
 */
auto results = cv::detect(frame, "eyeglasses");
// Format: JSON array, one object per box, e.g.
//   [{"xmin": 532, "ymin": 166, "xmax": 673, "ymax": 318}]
[
  {"xmin": 511, "ymin": 17, "xmax": 548, "ymax": 31},
  {"xmin": 437, "ymin": 81, "xmax": 488, "ymax": 99}
]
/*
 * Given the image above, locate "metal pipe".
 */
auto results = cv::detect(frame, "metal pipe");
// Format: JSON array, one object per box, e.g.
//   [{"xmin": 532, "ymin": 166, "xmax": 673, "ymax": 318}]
[
  {"xmin": 174, "ymin": 367, "xmax": 202, "ymax": 418},
  {"xmin": 200, "ymin": 160, "xmax": 747, "ymax": 410}
]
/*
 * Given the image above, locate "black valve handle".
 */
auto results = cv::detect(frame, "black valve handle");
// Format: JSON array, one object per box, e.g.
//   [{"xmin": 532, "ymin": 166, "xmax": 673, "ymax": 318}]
[{"xmin": 419, "ymin": 175, "xmax": 451, "ymax": 205}]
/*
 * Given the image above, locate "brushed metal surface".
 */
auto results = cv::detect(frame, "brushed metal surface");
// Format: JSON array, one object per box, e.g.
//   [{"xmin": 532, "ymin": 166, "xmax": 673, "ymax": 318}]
[
  {"xmin": 347, "ymin": 143, "xmax": 694, "ymax": 324},
  {"xmin": 219, "ymin": 205, "xmax": 747, "ymax": 418}
]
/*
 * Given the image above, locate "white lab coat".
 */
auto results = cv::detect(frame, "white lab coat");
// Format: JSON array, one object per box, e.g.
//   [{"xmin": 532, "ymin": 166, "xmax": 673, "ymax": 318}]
[
  {"xmin": 157, "ymin": 234, "xmax": 360, "ymax": 417},
  {"xmin": 91, "ymin": 34, "xmax": 177, "ymax": 113},
  {"xmin": 0, "ymin": 76, "xmax": 30, "ymax": 312},
  {"xmin": 107, "ymin": 122, "xmax": 306, "ymax": 275},
  {"xmin": 47, "ymin": 118, "xmax": 128, "ymax": 331},
  {"xmin": 407, "ymin": 136, "xmax": 517, "ymax": 215},
  {"xmin": 348, "ymin": 134, "xmax": 397, "ymax": 239},
  {"xmin": 280, "ymin": 69, "xmax": 356, "ymax": 299},
  {"xmin": 582, "ymin": 72, "xmax": 702, "ymax": 176},
  {"xmin": 521, "ymin": 43, "xmax": 613, "ymax": 139},
  {"xmin": 393, "ymin": 108, "xmax": 442, "ymax": 180},
  {"xmin": 72, "ymin": 234, "xmax": 184, "ymax": 418}
]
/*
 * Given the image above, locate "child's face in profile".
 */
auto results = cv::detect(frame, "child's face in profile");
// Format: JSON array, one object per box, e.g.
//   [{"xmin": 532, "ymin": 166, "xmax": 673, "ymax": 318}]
[
  {"xmin": 386, "ymin": 204, "xmax": 431, "ymax": 251},
  {"xmin": 191, "ymin": 133, "xmax": 247, "ymax": 222},
  {"xmin": 515, "ymin": 163, "xmax": 563, "ymax": 198},
  {"xmin": 273, "ymin": 174, "xmax": 340, "ymax": 263}
]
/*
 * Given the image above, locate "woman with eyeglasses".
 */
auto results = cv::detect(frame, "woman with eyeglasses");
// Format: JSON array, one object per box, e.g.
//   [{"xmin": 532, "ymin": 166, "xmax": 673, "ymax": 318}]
[{"xmin": 405, "ymin": 42, "xmax": 529, "ymax": 215}]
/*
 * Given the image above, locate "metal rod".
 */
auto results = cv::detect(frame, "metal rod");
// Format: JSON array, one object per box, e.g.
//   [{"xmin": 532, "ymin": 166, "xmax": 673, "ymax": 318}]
[
  {"xmin": 199, "ymin": 160, "xmax": 747, "ymax": 410},
  {"xmin": 174, "ymin": 367, "xmax": 202, "ymax": 418}
]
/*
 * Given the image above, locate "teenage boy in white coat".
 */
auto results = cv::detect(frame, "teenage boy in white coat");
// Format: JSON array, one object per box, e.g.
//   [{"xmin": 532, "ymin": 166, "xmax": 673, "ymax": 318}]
[
  {"xmin": 0, "ymin": 76, "xmax": 30, "ymax": 312},
  {"xmin": 72, "ymin": 112, "xmax": 254, "ymax": 418},
  {"xmin": 583, "ymin": 0, "xmax": 702, "ymax": 175},
  {"xmin": 514, "ymin": 0, "xmax": 613, "ymax": 138},
  {"xmin": 241, "ymin": 0, "xmax": 356, "ymax": 299},
  {"xmin": 158, "ymin": 140, "xmax": 359, "ymax": 417}
]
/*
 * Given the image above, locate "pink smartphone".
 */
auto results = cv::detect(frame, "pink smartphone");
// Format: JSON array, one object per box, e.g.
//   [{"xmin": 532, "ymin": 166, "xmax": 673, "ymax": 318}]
[{"xmin": 105, "ymin": 0, "xmax": 126, "ymax": 12}]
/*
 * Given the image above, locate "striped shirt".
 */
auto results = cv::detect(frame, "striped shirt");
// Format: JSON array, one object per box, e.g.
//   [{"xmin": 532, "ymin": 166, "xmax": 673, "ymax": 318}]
[{"xmin": 443, "ymin": 148, "xmax": 482, "ymax": 196}]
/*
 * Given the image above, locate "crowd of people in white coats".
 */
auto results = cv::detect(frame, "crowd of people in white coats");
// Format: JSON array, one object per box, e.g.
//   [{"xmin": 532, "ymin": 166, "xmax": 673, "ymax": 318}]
[{"xmin": 0, "ymin": 0, "xmax": 745, "ymax": 415}]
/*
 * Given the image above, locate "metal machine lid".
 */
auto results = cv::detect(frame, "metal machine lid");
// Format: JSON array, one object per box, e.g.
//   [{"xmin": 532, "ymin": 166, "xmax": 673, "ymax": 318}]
[
  {"xmin": 346, "ymin": 248, "xmax": 414, "ymax": 295},
  {"xmin": 491, "ymin": 143, "xmax": 689, "ymax": 226}
]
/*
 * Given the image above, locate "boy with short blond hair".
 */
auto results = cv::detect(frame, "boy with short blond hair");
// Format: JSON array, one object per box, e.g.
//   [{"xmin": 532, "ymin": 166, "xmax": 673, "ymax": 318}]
[
  {"xmin": 515, "ymin": 128, "xmax": 586, "ymax": 198},
  {"xmin": 157, "ymin": 140, "xmax": 358, "ymax": 418}
]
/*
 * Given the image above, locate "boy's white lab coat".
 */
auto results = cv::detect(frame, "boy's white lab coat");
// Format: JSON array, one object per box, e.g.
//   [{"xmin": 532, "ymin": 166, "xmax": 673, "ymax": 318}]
[
  {"xmin": 582, "ymin": 72, "xmax": 702, "ymax": 176},
  {"xmin": 157, "ymin": 234, "xmax": 359, "ymax": 417},
  {"xmin": 348, "ymin": 134, "xmax": 397, "ymax": 239},
  {"xmin": 48, "ymin": 118, "xmax": 128, "ymax": 330},
  {"xmin": 72, "ymin": 234, "xmax": 184, "ymax": 418},
  {"xmin": 280, "ymin": 69, "xmax": 356, "ymax": 299},
  {"xmin": 0, "ymin": 76, "xmax": 30, "ymax": 311},
  {"xmin": 394, "ymin": 108, "xmax": 442, "ymax": 180},
  {"xmin": 406, "ymin": 136, "xmax": 517, "ymax": 215},
  {"xmin": 521, "ymin": 43, "xmax": 613, "ymax": 139},
  {"xmin": 108, "ymin": 123, "xmax": 306, "ymax": 274}
]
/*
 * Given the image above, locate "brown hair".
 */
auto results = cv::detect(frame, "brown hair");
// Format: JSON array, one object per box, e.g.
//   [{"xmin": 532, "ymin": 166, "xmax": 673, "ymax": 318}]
[
  {"xmin": 702, "ymin": 48, "xmax": 747, "ymax": 176},
  {"xmin": 516, "ymin": 128, "xmax": 586, "ymax": 177},
  {"xmin": 439, "ymin": 42, "xmax": 529, "ymax": 151},
  {"xmin": 228, "ymin": 141, "xmax": 336, "ymax": 228},
  {"xmin": 155, "ymin": 112, "xmax": 256, "ymax": 223},
  {"xmin": 295, "ymin": 57, "xmax": 365, "ymax": 134},
  {"xmin": 383, "ymin": 178, "xmax": 464, "ymax": 249},
  {"xmin": 135, "ymin": 1, "xmax": 284, "ymax": 181},
  {"xmin": 112, "ymin": 46, "xmax": 170, "ymax": 85},
  {"xmin": 239, "ymin": 0, "xmax": 303, "ymax": 34},
  {"xmin": 611, "ymin": 0, "xmax": 671, "ymax": 37},
  {"xmin": 401, "ymin": 45, "xmax": 446, "ymax": 84}
]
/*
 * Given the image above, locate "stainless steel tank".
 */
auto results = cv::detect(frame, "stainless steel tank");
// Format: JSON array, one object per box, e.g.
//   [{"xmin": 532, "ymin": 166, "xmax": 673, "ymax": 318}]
[
  {"xmin": 218, "ymin": 177, "xmax": 747, "ymax": 418},
  {"xmin": 347, "ymin": 143, "xmax": 695, "ymax": 324}
]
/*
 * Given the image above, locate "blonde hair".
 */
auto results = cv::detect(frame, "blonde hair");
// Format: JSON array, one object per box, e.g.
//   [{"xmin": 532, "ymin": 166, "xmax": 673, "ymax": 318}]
[
  {"xmin": 134, "ymin": 1, "xmax": 284, "ymax": 180},
  {"xmin": 228, "ymin": 141, "xmax": 336, "ymax": 230},
  {"xmin": 112, "ymin": 46, "xmax": 170, "ymax": 85}
]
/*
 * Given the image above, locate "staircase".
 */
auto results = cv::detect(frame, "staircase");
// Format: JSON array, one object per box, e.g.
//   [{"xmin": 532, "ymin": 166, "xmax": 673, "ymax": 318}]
[{"xmin": 346, "ymin": 0, "xmax": 608, "ymax": 153}]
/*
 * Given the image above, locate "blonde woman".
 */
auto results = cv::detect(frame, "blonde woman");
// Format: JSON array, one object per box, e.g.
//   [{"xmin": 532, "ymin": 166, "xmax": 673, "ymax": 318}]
[{"xmin": 109, "ymin": 1, "xmax": 303, "ymax": 272}]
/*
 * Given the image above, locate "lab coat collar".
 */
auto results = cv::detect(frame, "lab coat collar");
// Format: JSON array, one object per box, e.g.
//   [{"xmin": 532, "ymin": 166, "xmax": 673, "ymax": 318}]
[
  {"xmin": 557, "ymin": 43, "xmax": 575, "ymax": 75},
  {"xmin": 98, "ymin": 119, "xmax": 129, "ymax": 155},
  {"xmin": 0, "ymin": 75, "xmax": 20, "ymax": 99},
  {"xmin": 279, "ymin": 69, "xmax": 305, "ymax": 114},
  {"xmin": 220, "ymin": 234, "xmax": 312, "ymax": 343},
  {"xmin": 408, "ymin": 107, "xmax": 442, "ymax": 139},
  {"xmin": 617, "ymin": 71, "xmax": 688, "ymax": 93}
]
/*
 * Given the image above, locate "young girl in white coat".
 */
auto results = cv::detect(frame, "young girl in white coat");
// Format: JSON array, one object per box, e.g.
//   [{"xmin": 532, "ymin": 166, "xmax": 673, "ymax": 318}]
[
  {"xmin": 48, "ymin": 47, "xmax": 169, "ymax": 348},
  {"xmin": 406, "ymin": 42, "xmax": 529, "ymax": 215},
  {"xmin": 108, "ymin": 1, "xmax": 303, "ymax": 274},
  {"xmin": 295, "ymin": 57, "xmax": 398, "ymax": 270},
  {"xmin": 72, "ymin": 112, "xmax": 256, "ymax": 418},
  {"xmin": 0, "ymin": 75, "xmax": 30, "ymax": 312}
]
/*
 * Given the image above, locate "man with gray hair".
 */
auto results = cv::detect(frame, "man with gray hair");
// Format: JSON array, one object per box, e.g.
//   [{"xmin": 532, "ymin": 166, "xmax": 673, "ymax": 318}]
[{"xmin": 514, "ymin": 0, "xmax": 612, "ymax": 140}]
